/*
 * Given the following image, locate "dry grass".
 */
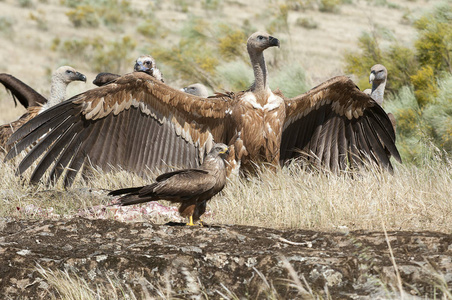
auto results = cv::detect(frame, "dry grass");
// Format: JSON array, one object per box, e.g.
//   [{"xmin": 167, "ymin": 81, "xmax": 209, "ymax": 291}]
[
  {"xmin": 210, "ymin": 158, "xmax": 452, "ymax": 232},
  {"xmin": 1, "ymin": 146, "xmax": 452, "ymax": 233}
]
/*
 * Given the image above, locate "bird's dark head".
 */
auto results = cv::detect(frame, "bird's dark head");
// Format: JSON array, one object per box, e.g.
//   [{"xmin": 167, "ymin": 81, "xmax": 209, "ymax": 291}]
[
  {"xmin": 56, "ymin": 66, "xmax": 87, "ymax": 83},
  {"xmin": 134, "ymin": 55, "xmax": 156, "ymax": 74},
  {"xmin": 369, "ymin": 64, "xmax": 387, "ymax": 84},
  {"xmin": 247, "ymin": 32, "xmax": 280, "ymax": 53}
]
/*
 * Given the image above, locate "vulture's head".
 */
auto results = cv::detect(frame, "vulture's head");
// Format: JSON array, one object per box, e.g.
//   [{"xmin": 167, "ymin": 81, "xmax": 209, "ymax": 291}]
[
  {"xmin": 208, "ymin": 143, "xmax": 230, "ymax": 160},
  {"xmin": 134, "ymin": 55, "xmax": 156, "ymax": 73},
  {"xmin": 134, "ymin": 55, "xmax": 164, "ymax": 82},
  {"xmin": 247, "ymin": 32, "xmax": 280, "ymax": 53},
  {"xmin": 181, "ymin": 83, "xmax": 209, "ymax": 98},
  {"xmin": 54, "ymin": 66, "xmax": 87, "ymax": 84},
  {"xmin": 369, "ymin": 64, "xmax": 387, "ymax": 84}
]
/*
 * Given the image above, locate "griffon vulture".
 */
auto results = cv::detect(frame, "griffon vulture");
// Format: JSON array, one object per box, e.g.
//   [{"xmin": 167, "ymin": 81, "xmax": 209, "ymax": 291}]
[
  {"xmin": 6, "ymin": 32, "xmax": 400, "ymax": 187},
  {"xmin": 0, "ymin": 66, "xmax": 86, "ymax": 151},
  {"xmin": 365, "ymin": 64, "xmax": 396, "ymax": 133},
  {"xmin": 181, "ymin": 83, "xmax": 210, "ymax": 98},
  {"xmin": 92, "ymin": 55, "xmax": 164, "ymax": 87},
  {"xmin": 110, "ymin": 143, "xmax": 229, "ymax": 226}
]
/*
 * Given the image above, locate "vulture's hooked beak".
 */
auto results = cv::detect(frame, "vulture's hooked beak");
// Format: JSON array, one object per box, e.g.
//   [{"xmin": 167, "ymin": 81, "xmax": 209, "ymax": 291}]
[
  {"xmin": 269, "ymin": 36, "xmax": 280, "ymax": 48},
  {"xmin": 134, "ymin": 61, "xmax": 149, "ymax": 72},
  {"xmin": 369, "ymin": 72, "xmax": 375, "ymax": 84},
  {"xmin": 77, "ymin": 72, "xmax": 87, "ymax": 82}
]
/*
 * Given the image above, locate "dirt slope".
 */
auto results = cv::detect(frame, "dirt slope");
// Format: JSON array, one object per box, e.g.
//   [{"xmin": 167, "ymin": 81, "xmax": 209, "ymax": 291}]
[{"xmin": 1, "ymin": 218, "xmax": 451, "ymax": 299}]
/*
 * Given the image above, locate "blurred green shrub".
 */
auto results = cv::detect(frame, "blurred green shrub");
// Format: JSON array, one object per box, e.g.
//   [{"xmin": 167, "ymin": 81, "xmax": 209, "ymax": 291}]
[
  {"xmin": 414, "ymin": 5, "xmax": 452, "ymax": 75},
  {"xmin": 296, "ymin": 17, "xmax": 318, "ymax": 29},
  {"xmin": 66, "ymin": 5, "xmax": 99, "ymax": 28},
  {"xmin": 29, "ymin": 10, "xmax": 48, "ymax": 31},
  {"xmin": 18, "ymin": 0, "xmax": 33, "ymax": 8},
  {"xmin": 65, "ymin": 0, "xmax": 134, "ymax": 29},
  {"xmin": 0, "ymin": 16, "xmax": 14, "ymax": 37},
  {"xmin": 53, "ymin": 35, "xmax": 136, "ymax": 73},
  {"xmin": 344, "ymin": 3, "xmax": 452, "ymax": 163},
  {"xmin": 319, "ymin": 0, "xmax": 340, "ymax": 13}
]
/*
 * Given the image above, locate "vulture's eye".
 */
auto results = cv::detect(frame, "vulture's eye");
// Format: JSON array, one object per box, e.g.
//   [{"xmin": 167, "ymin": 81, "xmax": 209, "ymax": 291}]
[
  {"xmin": 257, "ymin": 35, "xmax": 264, "ymax": 40},
  {"xmin": 66, "ymin": 70, "xmax": 72, "ymax": 74}
]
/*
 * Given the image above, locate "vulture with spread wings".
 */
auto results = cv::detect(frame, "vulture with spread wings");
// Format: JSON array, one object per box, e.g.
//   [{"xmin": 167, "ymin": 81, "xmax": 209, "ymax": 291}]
[{"xmin": 6, "ymin": 32, "xmax": 401, "ymax": 187}]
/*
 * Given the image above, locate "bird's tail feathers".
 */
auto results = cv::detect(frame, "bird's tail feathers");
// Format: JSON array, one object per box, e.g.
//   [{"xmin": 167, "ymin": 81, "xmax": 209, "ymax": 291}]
[
  {"xmin": 117, "ymin": 195, "xmax": 156, "ymax": 206},
  {"xmin": 108, "ymin": 186, "xmax": 143, "ymax": 196}
]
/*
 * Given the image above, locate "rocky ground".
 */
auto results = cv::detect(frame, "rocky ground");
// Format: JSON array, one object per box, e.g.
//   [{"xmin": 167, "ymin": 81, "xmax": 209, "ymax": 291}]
[{"xmin": 1, "ymin": 217, "xmax": 451, "ymax": 299}]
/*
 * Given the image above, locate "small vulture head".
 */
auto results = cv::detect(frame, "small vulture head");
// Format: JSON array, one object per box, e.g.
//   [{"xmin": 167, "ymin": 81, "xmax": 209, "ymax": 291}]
[
  {"xmin": 134, "ymin": 55, "xmax": 157, "ymax": 73},
  {"xmin": 369, "ymin": 64, "xmax": 387, "ymax": 84},
  {"xmin": 181, "ymin": 83, "xmax": 209, "ymax": 98},
  {"xmin": 134, "ymin": 55, "xmax": 164, "ymax": 82},
  {"xmin": 55, "ymin": 66, "xmax": 87, "ymax": 84},
  {"xmin": 247, "ymin": 32, "xmax": 280, "ymax": 53},
  {"xmin": 209, "ymin": 143, "xmax": 230, "ymax": 160}
]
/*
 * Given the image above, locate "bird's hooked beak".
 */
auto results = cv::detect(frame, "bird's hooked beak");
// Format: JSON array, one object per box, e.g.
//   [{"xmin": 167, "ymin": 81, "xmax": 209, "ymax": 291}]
[
  {"xmin": 219, "ymin": 146, "xmax": 230, "ymax": 155},
  {"xmin": 269, "ymin": 36, "xmax": 280, "ymax": 48},
  {"xmin": 76, "ymin": 72, "xmax": 87, "ymax": 83},
  {"xmin": 369, "ymin": 72, "xmax": 375, "ymax": 84},
  {"xmin": 134, "ymin": 61, "xmax": 151, "ymax": 73}
]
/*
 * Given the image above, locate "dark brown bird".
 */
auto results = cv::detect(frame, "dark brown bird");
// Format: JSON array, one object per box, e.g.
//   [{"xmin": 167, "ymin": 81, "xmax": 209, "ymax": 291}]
[
  {"xmin": 109, "ymin": 143, "xmax": 229, "ymax": 225},
  {"xmin": 6, "ymin": 32, "xmax": 400, "ymax": 187},
  {"xmin": 92, "ymin": 55, "xmax": 164, "ymax": 86},
  {"xmin": 0, "ymin": 66, "xmax": 86, "ymax": 151}
]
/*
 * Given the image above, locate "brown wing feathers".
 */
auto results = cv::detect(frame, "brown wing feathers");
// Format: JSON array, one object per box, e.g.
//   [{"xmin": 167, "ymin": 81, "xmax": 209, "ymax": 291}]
[
  {"xmin": 0, "ymin": 73, "xmax": 47, "ymax": 108},
  {"xmin": 280, "ymin": 78, "xmax": 401, "ymax": 172},
  {"xmin": 6, "ymin": 73, "xmax": 230, "ymax": 186}
]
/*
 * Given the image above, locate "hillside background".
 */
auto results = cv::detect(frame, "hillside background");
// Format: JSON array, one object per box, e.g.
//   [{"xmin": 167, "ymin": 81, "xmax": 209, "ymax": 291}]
[{"xmin": 0, "ymin": 0, "xmax": 442, "ymax": 122}]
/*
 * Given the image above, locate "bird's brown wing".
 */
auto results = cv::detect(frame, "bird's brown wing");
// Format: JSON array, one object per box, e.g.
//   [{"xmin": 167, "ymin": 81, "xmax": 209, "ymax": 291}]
[
  {"xmin": 0, "ymin": 74, "xmax": 47, "ymax": 108},
  {"xmin": 0, "ymin": 106, "xmax": 41, "ymax": 151},
  {"xmin": 281, "ymin": 76, "xmax": 401, "ymax": 172},
  {"xmin": 6, "ymin": 72, "xmax": 233, "ymax": 187},
  {"xmin": 140, "ymin": 169, "xmax": 217, "ymax": 200}
]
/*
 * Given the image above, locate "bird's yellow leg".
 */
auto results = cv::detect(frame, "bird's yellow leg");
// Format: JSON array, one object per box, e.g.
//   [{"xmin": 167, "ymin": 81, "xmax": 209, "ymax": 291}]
[{"xmin": 186, "ymin": 216, "xmax": 195, "ymax": 226}]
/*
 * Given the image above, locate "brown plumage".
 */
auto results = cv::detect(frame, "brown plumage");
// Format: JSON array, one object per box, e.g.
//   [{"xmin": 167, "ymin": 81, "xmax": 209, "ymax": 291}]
[
  {"xmin": 92, "ymin": 72, "xmax": 120, "ymax": 87},
  {"xmin": 0, "ymin": 74, "xmax": 47, "ymax": 108},
  {"xmin": 109, "ymin": 143, "xmax": 229, "ymax": 225},
  {"xmin": 0, "ymin": 66, "xmax": 86, "ymax": 152},
  {"xmin": 93, "ymin": 55, "xmax": 164, "ymax": 87},
  {"xmin": 6, "ymin": 32, "xmax": 400, "ymax": 187}
]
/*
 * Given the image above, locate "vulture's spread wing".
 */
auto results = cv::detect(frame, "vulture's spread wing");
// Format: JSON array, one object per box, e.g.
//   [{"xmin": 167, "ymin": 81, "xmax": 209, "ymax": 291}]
[
  {"xmin": 281, "ymin": 76, "xmax": 401, "ymax": 172},
  {"xmin": 0, "ymin": 74, "xmax": 47, "ymax": 108},
  {"xmin": 6, "ymin": 72, "xmax": 232, "ymax": 187}
]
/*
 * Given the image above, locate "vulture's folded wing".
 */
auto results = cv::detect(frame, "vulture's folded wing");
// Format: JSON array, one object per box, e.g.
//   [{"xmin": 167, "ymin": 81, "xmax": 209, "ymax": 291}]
[
  {"xmin": 0, "ymin": 73, "xmax": 47, "ymax": 108},
  {"xmin": 6, "ymin": 72, "xmax": 232, "ymax": 187},
  {"xmin": 281, "ymin": 76, "xmax": 401, "ymax": 172}
]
